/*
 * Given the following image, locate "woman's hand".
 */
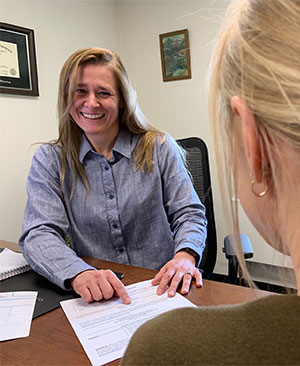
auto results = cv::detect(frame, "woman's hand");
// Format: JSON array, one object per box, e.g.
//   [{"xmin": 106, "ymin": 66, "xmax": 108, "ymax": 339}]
[
  {"xmin": 70, "ymin": 269, "xmax": 131, "ymax": 304},
  {"xmin": 151, "ymin": 251, "xmax": 203, "ymax": 297}
]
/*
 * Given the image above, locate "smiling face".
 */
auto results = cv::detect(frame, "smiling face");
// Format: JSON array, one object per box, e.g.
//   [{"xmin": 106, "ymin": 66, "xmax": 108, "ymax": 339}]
[{"xmin": 70, "ymin": 63, "xmax": 121, "ymax": 149}]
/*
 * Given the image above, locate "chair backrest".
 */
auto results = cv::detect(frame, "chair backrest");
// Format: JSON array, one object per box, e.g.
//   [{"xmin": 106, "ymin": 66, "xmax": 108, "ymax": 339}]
[{"xmin": 177, "ymin": 137, "xmax": 217, "ymax": 279}]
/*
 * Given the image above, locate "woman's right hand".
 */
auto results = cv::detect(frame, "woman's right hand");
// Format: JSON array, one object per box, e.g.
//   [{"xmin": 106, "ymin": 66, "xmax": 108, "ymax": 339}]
[{"xmin": 70, "ymin": 269, "xmax": 131, "ymax": 304}]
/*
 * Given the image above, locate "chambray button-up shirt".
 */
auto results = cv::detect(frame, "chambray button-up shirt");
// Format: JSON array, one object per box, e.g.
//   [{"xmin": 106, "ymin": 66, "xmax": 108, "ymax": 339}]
[{"xmin": 19, "ymin": 129, "xmax": 207, "ymax": 289}]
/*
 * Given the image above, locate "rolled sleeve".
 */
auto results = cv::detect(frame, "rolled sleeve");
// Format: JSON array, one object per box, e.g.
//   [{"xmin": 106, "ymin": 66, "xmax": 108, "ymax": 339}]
[
  {"xmin": 157, "ymin": 136, "xmax": 207, "ymax": 265},
  {"xmin": 19, "ymin": 145, "xmax": 94, "ymax": 289}
]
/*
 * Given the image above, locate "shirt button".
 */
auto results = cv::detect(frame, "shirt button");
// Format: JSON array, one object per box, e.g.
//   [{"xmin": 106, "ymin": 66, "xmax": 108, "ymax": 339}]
[
  {"xmin": 118, "ymin": 247, "xmax": 124, "ymax": 253},
  {"xmin": 109, "ymin": 194, "xmax": 114, "ymax": 199},
  {"xmin": 112, "ymin": 223, "xmax": 118, "ymax": 229},
  {"xmin": 104, "ymin": 165, "xmax": 109, "ymax": 171}
]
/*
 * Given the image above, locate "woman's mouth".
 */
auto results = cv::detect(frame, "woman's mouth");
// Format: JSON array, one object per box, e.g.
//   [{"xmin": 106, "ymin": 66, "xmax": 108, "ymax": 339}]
[{"xmin": 81, "ymin": 112, "xmax": 105, "ymax": 120}]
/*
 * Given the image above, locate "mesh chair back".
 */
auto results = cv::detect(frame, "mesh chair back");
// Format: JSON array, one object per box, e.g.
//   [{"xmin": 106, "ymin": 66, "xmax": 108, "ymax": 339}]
[{"xmin": 177, "ymin": 137, "xmax": 217, "ymax": 278}]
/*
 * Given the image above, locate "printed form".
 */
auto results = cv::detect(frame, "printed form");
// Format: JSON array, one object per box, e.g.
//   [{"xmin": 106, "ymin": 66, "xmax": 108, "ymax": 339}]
[
  {"xmin": 61, "ymin": 279, "xmax": 196, "ymax": 365},
  {"xmin": 0, "ymin": 291, "xmax": 37, "ymax": 341}
]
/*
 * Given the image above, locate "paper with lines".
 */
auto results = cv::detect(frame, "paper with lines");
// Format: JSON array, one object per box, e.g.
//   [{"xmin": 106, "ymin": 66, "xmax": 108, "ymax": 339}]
[
  {"xmin": 0, "ymin": 291, "xmax": 37, "ymax": 341},
  {"xmin": 61, "ymin": 279, "xmax": 196, "ymax": 366}
]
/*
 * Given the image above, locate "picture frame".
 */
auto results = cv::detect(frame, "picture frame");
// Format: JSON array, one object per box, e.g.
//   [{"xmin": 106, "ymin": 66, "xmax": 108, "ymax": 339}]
[
  {"xmin": 0, "ymin": 22, "xmax": 39, "ymax": 96},
  {"xmin": 159, "ymin": 29, "xmax": 191, "ymax": 82}
]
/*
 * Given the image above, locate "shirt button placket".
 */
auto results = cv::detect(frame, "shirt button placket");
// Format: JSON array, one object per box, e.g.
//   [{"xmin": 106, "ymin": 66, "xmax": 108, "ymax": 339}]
[{"xmin": 102, "ymin": 162, "xmax": 128, "ymax": 262}]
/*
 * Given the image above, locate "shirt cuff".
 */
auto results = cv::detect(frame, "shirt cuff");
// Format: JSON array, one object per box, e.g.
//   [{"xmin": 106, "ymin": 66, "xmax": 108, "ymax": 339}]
[{"xmin": 54, "ymin": 259, "xmax": 96, "ymax": 290}]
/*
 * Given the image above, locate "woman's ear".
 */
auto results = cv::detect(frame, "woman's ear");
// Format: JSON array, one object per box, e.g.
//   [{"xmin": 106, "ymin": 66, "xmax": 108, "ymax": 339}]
[{"xmin": 231, "ymin": 96, "xmax": 263, "ymax": 182}]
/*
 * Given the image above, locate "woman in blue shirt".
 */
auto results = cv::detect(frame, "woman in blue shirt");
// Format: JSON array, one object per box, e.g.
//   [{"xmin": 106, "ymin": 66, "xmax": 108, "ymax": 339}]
[{"xmin": 19, "ymin": 47, "xmax": 207, "ymax": 304}]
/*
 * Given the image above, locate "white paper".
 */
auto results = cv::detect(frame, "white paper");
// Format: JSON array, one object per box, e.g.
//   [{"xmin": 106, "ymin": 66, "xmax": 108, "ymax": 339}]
[
  {"xmin": 0, "ymin": 291, "xmax": 37, "ymax": 341},
  {"xmin": 61, "ymin": 279, "xmax": 196, "ymax": 366},
  {"xmin": 0, "ymin": 41, "xmax": 20, "ymax": 78}
]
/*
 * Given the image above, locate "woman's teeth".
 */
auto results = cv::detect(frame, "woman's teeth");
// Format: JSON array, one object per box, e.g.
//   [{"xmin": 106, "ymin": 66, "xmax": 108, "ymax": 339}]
[{"xmin": 81, "ymin": 113, "xmax": 105, "ymax": 119}]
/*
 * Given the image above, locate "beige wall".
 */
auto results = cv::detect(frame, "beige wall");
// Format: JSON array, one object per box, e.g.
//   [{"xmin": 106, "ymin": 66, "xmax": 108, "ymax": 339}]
[{"xmin": 0, "ymin": 0, "xmax": 292, "ymax": 280}]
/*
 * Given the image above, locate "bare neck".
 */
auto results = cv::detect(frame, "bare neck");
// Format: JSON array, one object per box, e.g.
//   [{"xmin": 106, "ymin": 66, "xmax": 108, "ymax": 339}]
[{"xmin": 86, "ymin": 127, "xmax": 119, "ymax": 160}]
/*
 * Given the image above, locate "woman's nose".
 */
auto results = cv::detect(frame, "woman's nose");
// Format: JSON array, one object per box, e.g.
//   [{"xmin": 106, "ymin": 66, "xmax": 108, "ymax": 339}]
[{"xmin": 84, "ymin": 93, "xmax": 100, "ymax": 107}]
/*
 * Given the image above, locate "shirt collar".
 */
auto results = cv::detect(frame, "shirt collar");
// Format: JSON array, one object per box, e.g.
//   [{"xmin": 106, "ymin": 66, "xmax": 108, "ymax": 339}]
[
  {"xmin": 79, "ymin": 128, "xmax": 133, "ymax": 163},
  {"xmin": 112, "ymin": 128, "xmax": 132, "ymax": 159},
  {"xmin": 79, "ymin": 134, "xmax": 93, "ymax": 163}
]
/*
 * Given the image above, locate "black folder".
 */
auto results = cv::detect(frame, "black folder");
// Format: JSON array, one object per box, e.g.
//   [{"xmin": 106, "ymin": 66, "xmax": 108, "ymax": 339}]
[{"xmin": 1, "ymin": 269, "xmax": 124, "ymax": 318}]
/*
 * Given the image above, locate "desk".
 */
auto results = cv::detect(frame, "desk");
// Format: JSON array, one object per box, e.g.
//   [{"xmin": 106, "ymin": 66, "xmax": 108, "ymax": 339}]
[{"xmin": 0, "ymin": 240, "xmax": 271, "ymax": 366}]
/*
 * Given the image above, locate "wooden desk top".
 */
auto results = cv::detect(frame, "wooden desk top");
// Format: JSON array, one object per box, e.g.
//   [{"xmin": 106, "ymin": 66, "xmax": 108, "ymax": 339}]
[{"xmin": 0, "ymin": 240, "xmax": 271, "ymax": 366}]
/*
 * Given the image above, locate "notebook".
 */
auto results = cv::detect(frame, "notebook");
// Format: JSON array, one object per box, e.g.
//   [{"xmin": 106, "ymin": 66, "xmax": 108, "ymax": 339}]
[{"xmin": 0, "ymin": 248, "xmax": 31, "ymax": 281}]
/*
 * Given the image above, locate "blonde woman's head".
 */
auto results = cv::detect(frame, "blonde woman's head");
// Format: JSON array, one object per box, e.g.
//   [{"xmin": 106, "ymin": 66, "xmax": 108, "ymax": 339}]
[
  {"xmin": 209, "ymin": 0, "xmax": 300, "ymax": 274},
  {"xmin": 58, "ymin": 47, "xmax": 149, "ymax": 136}
]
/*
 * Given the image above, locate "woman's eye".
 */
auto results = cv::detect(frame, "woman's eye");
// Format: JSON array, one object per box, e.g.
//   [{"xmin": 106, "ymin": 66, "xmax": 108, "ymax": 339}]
[
  {"xmin": 99, "ymin": 91, "xmax": 110, "ymax": 97},
  {"xmin": 76, "ymin": 88, "xmax": 86, "ymax": 94}
]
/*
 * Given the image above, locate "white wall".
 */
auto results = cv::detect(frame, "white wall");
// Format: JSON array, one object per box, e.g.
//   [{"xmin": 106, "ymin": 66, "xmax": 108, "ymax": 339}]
[{"xmin": 0, "ymin": 0, "xmax": 293, "ymax": 280}]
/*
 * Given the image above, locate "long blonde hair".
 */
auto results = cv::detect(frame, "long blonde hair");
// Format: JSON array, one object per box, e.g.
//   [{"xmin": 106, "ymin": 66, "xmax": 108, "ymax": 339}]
[
  {"xmin": 53, "ymin": 47, "xmax": 167, "ymax": 195},
  {"xmin": 209, "ymin": 0, "xmax": 300, "ymax": 283}
]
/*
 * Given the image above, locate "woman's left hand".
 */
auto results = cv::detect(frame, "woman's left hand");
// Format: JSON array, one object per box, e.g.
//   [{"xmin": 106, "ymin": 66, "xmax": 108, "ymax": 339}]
[{"xmin": 151, "ymin": 251, "xmax": 203, "ymax": 297}]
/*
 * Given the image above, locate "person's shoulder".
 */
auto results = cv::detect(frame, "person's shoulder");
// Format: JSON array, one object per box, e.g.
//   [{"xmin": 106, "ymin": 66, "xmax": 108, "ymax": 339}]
[
  {"xmin": 155, "ymin": 132, "xmax": 174, "ymax": 147},
  {"xmin": 154, "ymin": 132, "xmax": 182, "ymax": 156},
  {"xmin": 123, "ymin": 296, "xmax": 300, "ymax": 365},
  {"xmin": 32, "ymin": 143, "xmax": 62, "ymax": 167},
  {"xmin": 122, "ymin": 306, "xmax": 214, "ymax": 365},
  {"xmin": 243, "ymin": 293, "xmax": 300, "ymax": 317},
  {"xmin": 127, "ymin": 295, "xmax": 297, "ymax": 342},
  {"xmin": 35, "ymin": 142, "xmax": 61, "ymax": 155},
  {"xmin": 153, "ymin": 133, "xmax": 187, "ymax": 174}
]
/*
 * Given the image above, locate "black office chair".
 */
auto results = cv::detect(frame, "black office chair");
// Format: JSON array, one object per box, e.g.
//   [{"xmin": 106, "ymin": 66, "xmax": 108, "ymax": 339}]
[
  {"xmin": 223, "ymin": 234, "xmax": 253, "ymax": 285},
  {"xmin": 177, "ymin": 137, "xmax": 217, "ymax": 279}
]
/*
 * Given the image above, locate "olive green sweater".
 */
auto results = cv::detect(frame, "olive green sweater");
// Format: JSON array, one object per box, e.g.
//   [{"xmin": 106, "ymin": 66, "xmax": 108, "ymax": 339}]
[{"xmin": 122, "ymin": 295, "xmax": 300, "ymax": 365}]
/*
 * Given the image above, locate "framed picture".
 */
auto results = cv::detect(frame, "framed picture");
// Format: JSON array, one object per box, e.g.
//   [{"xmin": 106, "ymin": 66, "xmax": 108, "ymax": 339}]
[
  {"xmin": 159, "ymin": 29, "xmax": 191, "ymax": 82},
  {"xmin": 0, "ymin": 22, "xmax": 39, "ymax": 96}
]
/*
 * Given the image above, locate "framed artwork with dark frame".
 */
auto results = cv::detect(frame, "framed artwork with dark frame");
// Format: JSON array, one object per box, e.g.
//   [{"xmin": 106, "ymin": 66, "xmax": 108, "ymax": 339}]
[
  {"xmin": 159, "ymin": 29, "xmax": 191, "ymax": 82},
  {"xmin": 0, "ymin": 22, "xmax": 39, "ymax": 96}
]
